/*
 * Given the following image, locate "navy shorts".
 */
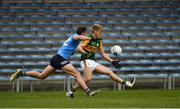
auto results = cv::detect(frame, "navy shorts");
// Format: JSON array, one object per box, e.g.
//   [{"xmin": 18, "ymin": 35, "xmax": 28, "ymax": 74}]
[{"xmin": 50, "ymin": 54, "xmax": 70, "ymax": 70}]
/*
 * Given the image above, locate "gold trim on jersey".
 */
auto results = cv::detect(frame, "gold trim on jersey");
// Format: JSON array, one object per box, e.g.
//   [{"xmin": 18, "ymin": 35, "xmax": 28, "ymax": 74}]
[{"xmin": 84, "ymin": 45, "xmax": 97, "ymax": 53}]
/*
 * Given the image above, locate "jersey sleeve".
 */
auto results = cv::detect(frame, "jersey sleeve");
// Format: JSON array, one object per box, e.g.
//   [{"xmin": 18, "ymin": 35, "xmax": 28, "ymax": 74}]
[{"xmin": 71, "ymin": 34, "xmax": 78, "ymax": 40}]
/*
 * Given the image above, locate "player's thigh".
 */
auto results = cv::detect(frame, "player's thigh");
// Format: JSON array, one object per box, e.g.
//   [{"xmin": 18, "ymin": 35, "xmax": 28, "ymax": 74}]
[
  {"xmin": 61, "ymin": 63, "xmax": 79, "ymax": 76},
  {"xmin": 94, "ymin": 64, "xmax": 112, "ymax": 75},
  {"xmin": 80, "ymin": 60, "xmax": 95, "ymax": 79},
  {"xmin": 83, "ymin": 67, "xmax": 93, "ymax": 80},
  {"xmin": 41, "ymin": 65, "xmax": 56, "ymax": 77}
]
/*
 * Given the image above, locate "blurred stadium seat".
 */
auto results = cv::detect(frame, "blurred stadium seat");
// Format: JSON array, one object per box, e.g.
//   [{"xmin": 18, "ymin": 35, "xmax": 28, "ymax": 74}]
[{"xmin": 0, "ymin": 0, "xmax": 179, "ymax": 91}]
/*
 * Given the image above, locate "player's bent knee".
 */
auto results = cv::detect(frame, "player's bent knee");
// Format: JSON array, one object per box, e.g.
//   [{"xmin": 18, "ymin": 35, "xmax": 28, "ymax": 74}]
[
  {"xmin": 84, "ymin": 77, "xmax": 92, "ymax": 83},
  {"xmin": 108, "ymin": 71, "xmax": 114, "ymax": 76},
  {"xmin": 38, "ymin": 74, "xmax": 47, "ymax": 80},
  {"xmin": 73, "ymin": 72, "xmax": 81, "ymax": 78}
]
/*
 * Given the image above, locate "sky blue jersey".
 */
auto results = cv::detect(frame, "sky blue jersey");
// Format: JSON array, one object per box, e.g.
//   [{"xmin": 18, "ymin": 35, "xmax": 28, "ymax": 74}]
[{"xmin": 57, "ymin": 34, "xmax": 80, "ymax": 59}]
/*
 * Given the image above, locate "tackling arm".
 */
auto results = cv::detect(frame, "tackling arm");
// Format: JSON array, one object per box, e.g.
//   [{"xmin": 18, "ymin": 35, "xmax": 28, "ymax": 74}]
[
  {"xmin": 77, "ymin": 42, "xmax": 86, "ymax": 54},
  {"xmin": 73, "ymin": 35, "xmax": 91, "ymax": 41}
]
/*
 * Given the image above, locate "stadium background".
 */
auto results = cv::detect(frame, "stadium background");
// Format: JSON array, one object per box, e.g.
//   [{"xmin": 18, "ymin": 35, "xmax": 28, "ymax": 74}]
[{"xmin": 0, "ymin": 0, "xmax": 180, "ymax": 92}]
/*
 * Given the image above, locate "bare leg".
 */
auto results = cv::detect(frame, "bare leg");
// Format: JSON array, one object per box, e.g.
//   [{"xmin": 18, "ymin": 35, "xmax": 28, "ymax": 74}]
[
  {"xmin": 61, "ymin": 64, "xmax": 89, "ymax": 90},
  {"xmin": 26, "ymin": 65, "xmax": 55, "ymax": 79},
  {"xmin": 73, "ymin": 67, "xmax": 93, "ymax": 90},
  {"xmin": 94, "ymin": 64, "xmax": 124, "ymax": 83},
  {"xmin": 71, "ymin": 64, "xmax": 123, "ymax": 91}
]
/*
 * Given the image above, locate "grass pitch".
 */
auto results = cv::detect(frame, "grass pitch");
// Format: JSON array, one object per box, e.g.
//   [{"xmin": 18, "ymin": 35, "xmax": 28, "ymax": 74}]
[{"xmin": 0, "ymin": 89, "xmax": 180, "ymax": 108}]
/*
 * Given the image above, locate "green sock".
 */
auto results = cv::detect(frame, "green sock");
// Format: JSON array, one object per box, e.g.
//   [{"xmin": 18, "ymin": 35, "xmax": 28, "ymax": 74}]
[{"xmin": 122, "ymin": 80, "xmax": 126, "ymax": 85}]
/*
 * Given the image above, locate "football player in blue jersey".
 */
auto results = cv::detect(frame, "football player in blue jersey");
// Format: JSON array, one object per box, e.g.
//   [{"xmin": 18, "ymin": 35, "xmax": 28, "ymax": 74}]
[{"xmin": 10, "ymin": 27, "xmax": 98, "ymax": 97}]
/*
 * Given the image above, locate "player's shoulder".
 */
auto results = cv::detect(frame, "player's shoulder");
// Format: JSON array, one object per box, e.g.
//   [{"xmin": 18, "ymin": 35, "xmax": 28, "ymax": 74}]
[
  {"xmin": 71, "ymin": 33, "xmax": 81, "ymax": 40},
  {"xmin": 71, "ymin": 33, "xmax": 79, "ymax": 38}
]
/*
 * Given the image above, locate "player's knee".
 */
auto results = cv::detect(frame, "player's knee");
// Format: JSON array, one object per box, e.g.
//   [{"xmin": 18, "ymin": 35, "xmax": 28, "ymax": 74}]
[
  {"xmin": 74, "ymin": 71, "xmax": 81, "ymax": 78},
  {"xmin": 84, "ymin": 77, "xmax": 92, "ymax": 83},
  {"xmin": 108, "ymin": 71, "xmax": 114, "ymax": 76},
  {"xmin": 38, "ymin": 74, "xmax": 47, "ymax": 79}
]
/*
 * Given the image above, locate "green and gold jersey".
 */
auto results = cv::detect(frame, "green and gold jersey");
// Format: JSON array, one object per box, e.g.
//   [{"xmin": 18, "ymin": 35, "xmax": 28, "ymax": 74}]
[{"xmin": 81, "ymin": 34, "xmax": 102, "ymax": 61}]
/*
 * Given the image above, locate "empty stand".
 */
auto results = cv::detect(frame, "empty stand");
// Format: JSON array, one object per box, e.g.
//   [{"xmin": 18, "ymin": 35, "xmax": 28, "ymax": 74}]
[{"xmin": 0, "ymin": 0, "xmax": 179, "ymax": 91}]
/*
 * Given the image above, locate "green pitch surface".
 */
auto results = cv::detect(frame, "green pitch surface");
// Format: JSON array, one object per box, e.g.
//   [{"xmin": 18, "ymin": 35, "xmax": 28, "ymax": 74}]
[{"xmin": 0, "ymin": 90, "xmax": 180, "ymax": 108}]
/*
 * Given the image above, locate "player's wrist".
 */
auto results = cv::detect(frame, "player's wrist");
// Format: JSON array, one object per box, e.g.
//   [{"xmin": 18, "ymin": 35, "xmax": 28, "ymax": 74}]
[
  {"xmin": 110, "ymin": 60, "xmax": 113, "ymax": 63},
  {"xmin": 112, "ymin": 60, "xmax": 115, "ymax": 63}
]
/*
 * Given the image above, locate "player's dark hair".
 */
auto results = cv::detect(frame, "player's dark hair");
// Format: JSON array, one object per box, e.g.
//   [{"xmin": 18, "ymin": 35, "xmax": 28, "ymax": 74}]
[{"xmin": 76, "ymin": 27, "xmax": 86, "ymax": 35}]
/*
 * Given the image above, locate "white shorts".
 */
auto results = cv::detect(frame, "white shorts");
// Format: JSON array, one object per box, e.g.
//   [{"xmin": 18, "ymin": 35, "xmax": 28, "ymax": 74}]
[{"xmin": 80, "ymin": 59, "xmax": 100, "ymax": 71}]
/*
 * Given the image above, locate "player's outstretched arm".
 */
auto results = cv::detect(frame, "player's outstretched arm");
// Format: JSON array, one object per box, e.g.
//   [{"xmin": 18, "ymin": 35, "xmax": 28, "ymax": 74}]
[
  {"xmin": 98, "ymin": 42, "xmax": 121, "ymax": 69},
  {"xmin": 98, "ymin": 42, "xmax": 113, "ymax": 63}
]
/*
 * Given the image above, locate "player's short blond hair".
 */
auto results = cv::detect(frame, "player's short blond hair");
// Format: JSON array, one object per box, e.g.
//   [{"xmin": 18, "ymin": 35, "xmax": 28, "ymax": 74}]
[{"xmin": 92, "ymin": 24, "xmax": 103, "ymax": 33}]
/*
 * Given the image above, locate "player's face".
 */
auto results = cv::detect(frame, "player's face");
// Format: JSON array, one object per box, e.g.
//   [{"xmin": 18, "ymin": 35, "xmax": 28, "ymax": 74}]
[{"xmin": 94, "ymin": 30, "xmax": 102, "ymax": 38}]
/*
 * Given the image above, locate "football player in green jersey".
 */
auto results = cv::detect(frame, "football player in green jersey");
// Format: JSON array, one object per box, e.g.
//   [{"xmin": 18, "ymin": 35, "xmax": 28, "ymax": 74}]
[{"xmin": 66, "ymin": 24, "xmax": 135, "ymax": 98}]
